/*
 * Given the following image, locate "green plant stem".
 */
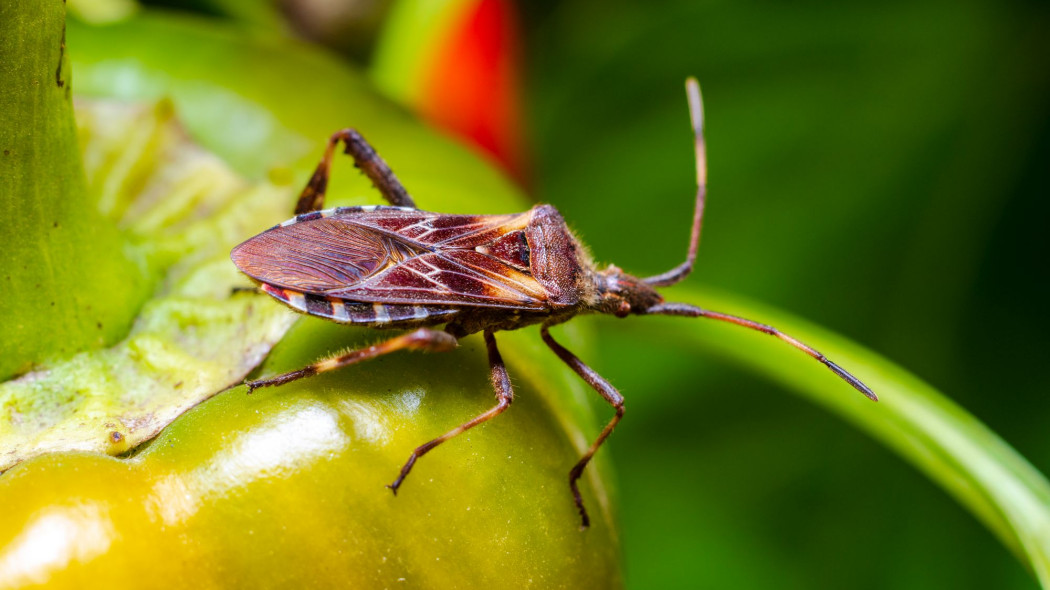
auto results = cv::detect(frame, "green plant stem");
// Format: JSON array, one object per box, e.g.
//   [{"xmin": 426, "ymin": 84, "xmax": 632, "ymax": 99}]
[{"xmin": 0, "ymin": 1, "xmax": 149, "ymax": 380}]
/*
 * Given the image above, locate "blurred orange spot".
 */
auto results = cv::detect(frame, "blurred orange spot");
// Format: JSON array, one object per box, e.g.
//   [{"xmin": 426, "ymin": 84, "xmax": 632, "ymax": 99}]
[{"xmin": 419, "ymin": 0, "xmax": 526, "ymax": 183}]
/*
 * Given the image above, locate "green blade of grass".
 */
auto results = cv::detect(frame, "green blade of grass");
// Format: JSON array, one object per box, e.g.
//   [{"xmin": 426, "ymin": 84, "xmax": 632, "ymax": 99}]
[{"xmin": 650, "ymin": 286, "xmax": 1050, "ymax": 585}]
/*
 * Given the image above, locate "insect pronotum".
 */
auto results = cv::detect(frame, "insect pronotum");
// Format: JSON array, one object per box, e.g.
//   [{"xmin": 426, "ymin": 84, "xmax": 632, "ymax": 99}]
[{"xmin": 230, "ymin": 78, "xmax": 877, "ymax": 529}]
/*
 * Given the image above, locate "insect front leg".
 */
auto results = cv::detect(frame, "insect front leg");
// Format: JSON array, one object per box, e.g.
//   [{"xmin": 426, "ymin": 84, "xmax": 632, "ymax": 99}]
[
  {"xmin": 387, "ymin": 330, "xmax": 514, "ymax": 494},
  {"xmin": 295, "ymin": 128, "xmax": 416, "ymax": 214},
  {"xmin": 245, "ymin": 328, "xmax": 456, "ymax": 392},
  {"xmin": 540, "ymin": 324, "xmax": 624, "ymax": 530}
]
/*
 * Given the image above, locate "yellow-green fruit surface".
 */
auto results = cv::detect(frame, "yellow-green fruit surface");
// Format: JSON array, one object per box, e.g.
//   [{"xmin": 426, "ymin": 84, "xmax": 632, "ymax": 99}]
[{"xmin": 0, "ymin": 12, "xmax": 621, "ymax": 589}]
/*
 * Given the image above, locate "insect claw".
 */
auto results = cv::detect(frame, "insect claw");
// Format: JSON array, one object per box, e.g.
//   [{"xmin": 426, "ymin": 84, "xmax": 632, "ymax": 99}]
[
  {"xmin": 576, "ymin": 503, "xmax": 591, "ymax": 531},
  {"xmin": 387, "ymin": 454, "xmax": 418, "ymax": 496},
  {"xmin": 569, "ymin": 466, "xmax": 591, "ymax": 530},
  {"xmin": 826, "ymin": 359, "xmax": 879, "ymax": 401}
]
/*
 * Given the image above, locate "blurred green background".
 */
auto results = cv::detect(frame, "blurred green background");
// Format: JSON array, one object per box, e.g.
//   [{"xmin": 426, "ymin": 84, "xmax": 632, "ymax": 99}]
[
  {"xmin": 517, "ymin": 1, "xmax": 1049, "ymax": 587},
  {"xmin": 72, "ymin": 0, "xmax": 1050, "ymax": 587}
]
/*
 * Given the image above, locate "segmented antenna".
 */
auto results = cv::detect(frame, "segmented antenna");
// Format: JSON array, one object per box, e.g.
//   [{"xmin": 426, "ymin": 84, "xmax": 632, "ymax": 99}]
[{"xmin": 644, "ymin": 77, "xmax": 707, "ymax": 287}]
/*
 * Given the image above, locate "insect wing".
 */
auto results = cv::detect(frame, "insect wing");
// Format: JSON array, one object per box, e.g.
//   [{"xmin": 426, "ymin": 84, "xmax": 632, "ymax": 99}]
[
  {"xmin": 330, "ymin": 249, "xmax": 547, "ymax": 309},
  {"xmin": 231, "ymin": 214, "xmax": 426, "ymax": 292},
  {"xmin": 231, "ymin": 208, "xmax": 549, "ymax": 309}
]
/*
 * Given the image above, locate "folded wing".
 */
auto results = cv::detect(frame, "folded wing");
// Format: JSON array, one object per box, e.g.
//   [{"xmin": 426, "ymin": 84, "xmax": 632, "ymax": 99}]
[{"xmin": 231, "ymin": 212, "xmax": 548, "ymax": 309}]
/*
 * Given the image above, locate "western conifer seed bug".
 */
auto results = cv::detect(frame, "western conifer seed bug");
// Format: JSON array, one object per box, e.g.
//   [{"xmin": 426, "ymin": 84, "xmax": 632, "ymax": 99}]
[{"xmin": 231, "ymin": 78, "xmax": 878, "ymax": 529}]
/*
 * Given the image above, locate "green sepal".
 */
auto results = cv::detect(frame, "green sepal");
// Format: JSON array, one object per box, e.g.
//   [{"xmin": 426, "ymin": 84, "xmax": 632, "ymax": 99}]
[{"xmin": 0, "ymin": 1, "xmax": 152, "ymax": 380}]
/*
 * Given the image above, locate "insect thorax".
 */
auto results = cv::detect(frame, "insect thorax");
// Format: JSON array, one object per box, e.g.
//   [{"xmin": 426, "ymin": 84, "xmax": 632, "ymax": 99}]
[{"xmin": 523, "ymin": 204, "xmax": 599, "ymax": 310}]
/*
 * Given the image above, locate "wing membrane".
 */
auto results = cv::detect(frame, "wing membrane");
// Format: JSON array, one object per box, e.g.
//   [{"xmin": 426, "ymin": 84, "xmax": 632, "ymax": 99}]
[{"xmin": 231, "ymin": 217, "xmax": 426, "ymax": 292}]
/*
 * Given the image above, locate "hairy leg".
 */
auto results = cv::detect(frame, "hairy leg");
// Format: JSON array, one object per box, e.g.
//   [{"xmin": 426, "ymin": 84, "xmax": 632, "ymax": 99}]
[
  {"xmin": 295, "ymin": 128, "xmax": 416, "ymax": 214},
  {"xmin": 245, "ymin": 328, "xmax": 456, "ymax": 393},
  {"xmin": 387, "ymin": 330, "xmax": 514, "ymax": 494},
  {"xmin": 541, "ymin": 324, "xmax": 625, "ymax": 529}
]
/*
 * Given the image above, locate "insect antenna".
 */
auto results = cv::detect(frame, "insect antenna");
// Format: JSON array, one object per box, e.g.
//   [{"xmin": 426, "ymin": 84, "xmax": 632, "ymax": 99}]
[
  {"xmin": 644, "ymin": 77, "xmax": 707, "ymax": 287},
  {"xmin": 645, "ymin": 302, "xmax": 878, "ymax": 401}
]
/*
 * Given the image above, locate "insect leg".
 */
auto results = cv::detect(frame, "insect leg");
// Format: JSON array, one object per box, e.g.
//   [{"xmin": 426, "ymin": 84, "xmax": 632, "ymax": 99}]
[
  {"xmin": 646, "ymin": 302, "xmax": 878, "ymax": 401},
  {"xmin": 644, "ymin": 77, "xmax": 707, "ymax": 287},
  {"xmin": 294, "ymin": 128, "xmax": 416, "ymax": 214},
  {"xmin": 540, "ymin": 324, "xmax": 624, "ymax": 530},
  {"xmin": 387, "ymin": 330, "xmax": 514, "ymax": 495},
  {"xmin": 245, "ymin": 328, "xmax": 456, "ymax": 392}
]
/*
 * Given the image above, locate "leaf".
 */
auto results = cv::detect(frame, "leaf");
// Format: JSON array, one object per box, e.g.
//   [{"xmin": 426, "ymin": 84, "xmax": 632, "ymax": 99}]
[{"xmin": 0, "ymin": 99, "xmax": 297, "ymax": 471}]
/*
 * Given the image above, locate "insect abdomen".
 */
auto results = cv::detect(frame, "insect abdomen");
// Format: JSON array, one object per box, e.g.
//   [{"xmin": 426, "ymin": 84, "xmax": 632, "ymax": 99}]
[{"xmin": 260, "ymin": 284, "xmax": 458, "ymax": 327}]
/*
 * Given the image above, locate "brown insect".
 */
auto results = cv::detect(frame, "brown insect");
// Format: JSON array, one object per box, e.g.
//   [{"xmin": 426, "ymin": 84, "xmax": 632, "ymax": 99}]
[{"xmin": 231, "ymin": 78, "xmax": 877, "ymax": 529}]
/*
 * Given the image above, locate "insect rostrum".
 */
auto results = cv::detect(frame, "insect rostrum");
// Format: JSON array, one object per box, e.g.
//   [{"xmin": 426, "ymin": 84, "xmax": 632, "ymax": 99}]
[{"xmin": 230, "ymin": 78, "xmax": 877, "ymax": 529}]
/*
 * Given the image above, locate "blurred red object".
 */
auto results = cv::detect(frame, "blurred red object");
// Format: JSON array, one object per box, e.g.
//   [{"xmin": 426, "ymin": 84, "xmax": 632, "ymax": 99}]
[{"xmin": 416, "ymin": 0, "xmax": 526, "ymax": 183}]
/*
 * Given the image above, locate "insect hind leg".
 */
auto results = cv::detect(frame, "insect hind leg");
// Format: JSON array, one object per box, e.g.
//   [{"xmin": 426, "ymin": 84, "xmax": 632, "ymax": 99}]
[
  {"xmin": 294, "ymin": 128, "xmax": 416, "ymax": 214},
  {"xmin": 245, "ymin": 328, "xmax": 455, "ymax": 393},
  {"xmin": 387, "ymin": 330, "xmax": 514, "ymax": 495},
  {"xmin": 541, "ymin": 324, "xmax": 624, "ymax": 530}
]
